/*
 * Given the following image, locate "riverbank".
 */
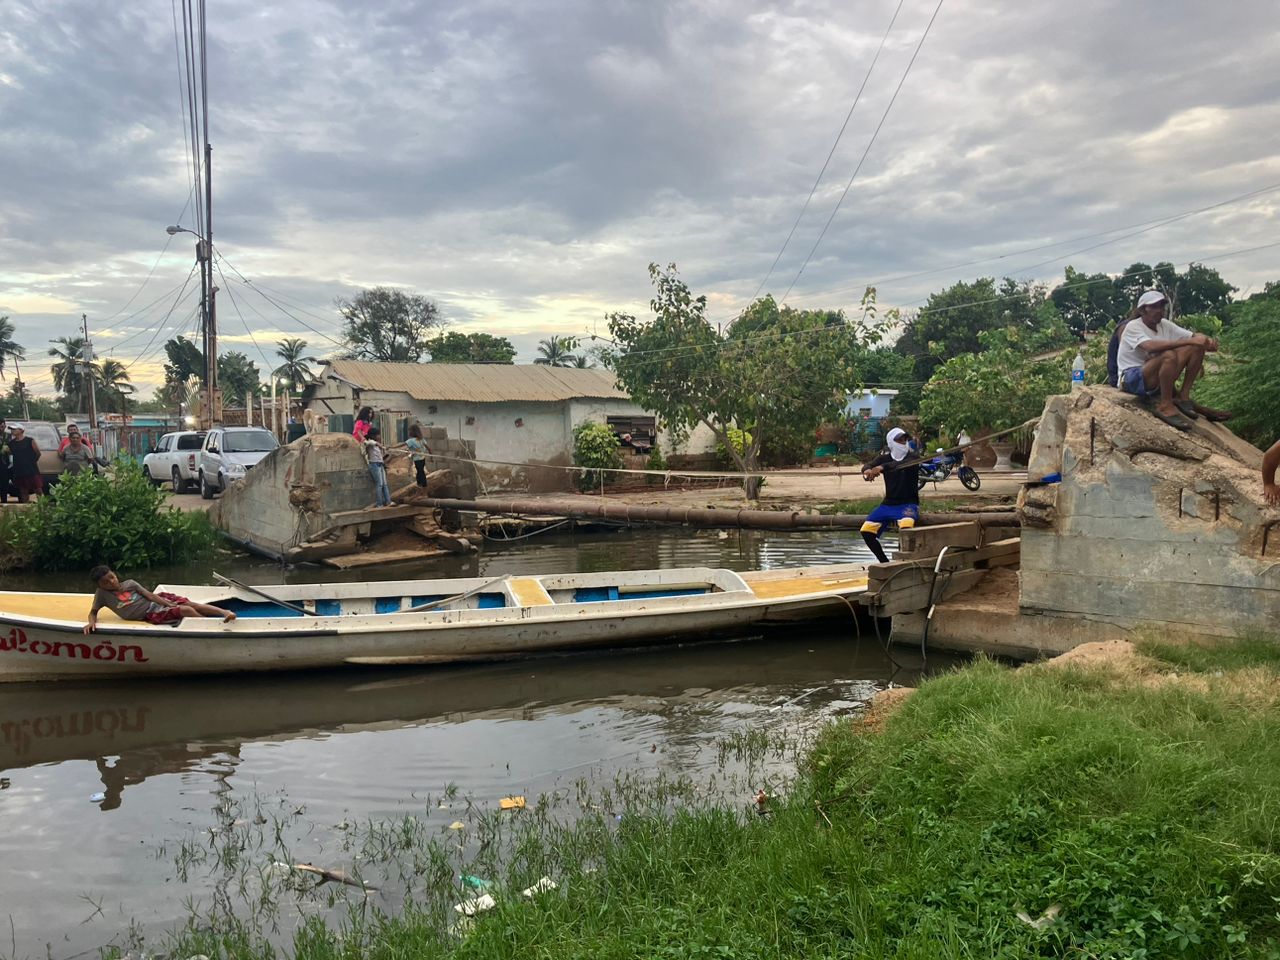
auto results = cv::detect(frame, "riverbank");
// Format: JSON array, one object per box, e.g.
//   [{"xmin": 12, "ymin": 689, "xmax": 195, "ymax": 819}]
[{"xmin": 145, "ymin": 633, "xmax": 1280, "ymax": 958}]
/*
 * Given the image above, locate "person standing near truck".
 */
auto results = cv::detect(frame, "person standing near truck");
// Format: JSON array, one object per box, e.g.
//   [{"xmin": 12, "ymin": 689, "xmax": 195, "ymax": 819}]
[{"xmin": 7, "ymin": 424, "xmax": 42, "ymax": 502}]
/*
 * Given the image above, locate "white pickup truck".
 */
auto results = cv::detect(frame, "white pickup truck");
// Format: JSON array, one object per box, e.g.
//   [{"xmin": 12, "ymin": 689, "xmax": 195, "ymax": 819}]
[{"xmin": 141, "ymin": 430, "xmax": 206, "ymax": 493}]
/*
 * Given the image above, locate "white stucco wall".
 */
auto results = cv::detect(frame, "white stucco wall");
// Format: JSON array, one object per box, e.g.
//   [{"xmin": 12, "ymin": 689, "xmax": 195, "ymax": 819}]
[{"xmin": 842, "ymin": 389, "xmax": 897, "ymax": 419}]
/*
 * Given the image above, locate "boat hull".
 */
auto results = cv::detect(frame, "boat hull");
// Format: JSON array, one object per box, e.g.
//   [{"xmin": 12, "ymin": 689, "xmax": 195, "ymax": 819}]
[{"xmin": 0, "ymin": 565, "xmax": 867, "ymax": 681}]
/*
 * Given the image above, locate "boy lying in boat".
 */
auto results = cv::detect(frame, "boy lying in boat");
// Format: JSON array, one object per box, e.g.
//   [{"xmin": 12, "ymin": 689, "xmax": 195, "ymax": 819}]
[{"xmin": 83, "ymin": 565, "xmax": 237, "ymax": 634}]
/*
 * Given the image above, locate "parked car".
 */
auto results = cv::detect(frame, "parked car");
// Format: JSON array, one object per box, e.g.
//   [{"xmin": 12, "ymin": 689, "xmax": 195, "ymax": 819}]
[
  {"xmin": 141, "ymin": 431, "xmax": 206, "ymax": 493},
  {"xmin": 197, "ymin": 427, "xmax": 280, "ymax": 499}
]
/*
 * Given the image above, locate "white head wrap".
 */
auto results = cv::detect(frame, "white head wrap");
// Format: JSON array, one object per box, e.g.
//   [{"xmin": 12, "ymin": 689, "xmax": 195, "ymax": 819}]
[{"xmin": 886, "ymin": 427, "xmax": 910, "ymax": 462}]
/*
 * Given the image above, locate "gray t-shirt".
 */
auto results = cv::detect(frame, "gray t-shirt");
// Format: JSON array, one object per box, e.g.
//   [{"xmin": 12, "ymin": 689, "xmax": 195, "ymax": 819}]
[
  {"xmin": 91, "ymin": 579, "xmax": 158, "ymax": 620},
  {"xmin": 61, "ymin": 442, "xmax": 94, "ymax": 474},
  {"xmin": 364, "ymin": 440, "xmax": 384, "ymax": 465}
]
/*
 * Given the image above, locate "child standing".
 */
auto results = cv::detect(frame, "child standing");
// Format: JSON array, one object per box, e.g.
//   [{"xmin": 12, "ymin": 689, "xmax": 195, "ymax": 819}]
[
  {"xmin": 404, "ymin": 423, "xmax": 431, "ymax": 487},
  {"xmin": 364, "ymin": 426, "xmax": 393, "ymax": 507}
]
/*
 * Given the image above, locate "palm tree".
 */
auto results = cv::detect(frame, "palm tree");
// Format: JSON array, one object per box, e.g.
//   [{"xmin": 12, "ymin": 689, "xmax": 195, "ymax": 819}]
[
  {"xmin": 534, "ymin": 336, "xmax": 580, "ymax": 367},
  {"xmin": 97, "ymin": 358, "xmax": 135, "ymax": 414},
  {"xmin": 49, "ymin": 336, "xmax": 96, "ymax": 412},
  {"xmin": 0, "ymin": 316, "xmax": 24, "ymax": 380},
  {"xmin": 569, "ymin": 354, "xmax": 594, "ymax": 368},
  {"xmin": 272, "ymin": 337, "xmax": 320, "ymax": 392}
]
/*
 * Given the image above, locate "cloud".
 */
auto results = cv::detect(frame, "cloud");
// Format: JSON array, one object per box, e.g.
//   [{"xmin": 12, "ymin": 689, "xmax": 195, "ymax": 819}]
[{"xmin": 1, "ymin": 0, "xmax": 1278, "ymax": 394}]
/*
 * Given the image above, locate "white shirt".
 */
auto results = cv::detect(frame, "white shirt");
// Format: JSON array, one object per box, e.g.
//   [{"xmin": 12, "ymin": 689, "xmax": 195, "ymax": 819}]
[{"xmin": 1116, "ymin": 317, "xmax": 1192, "ymax": 373}]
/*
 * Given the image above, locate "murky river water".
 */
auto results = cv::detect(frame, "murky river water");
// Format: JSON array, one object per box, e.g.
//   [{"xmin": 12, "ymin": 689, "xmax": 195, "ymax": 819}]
[{"xmin": 0, "ymin": 528, "xmax": 959, "ymax": 956}]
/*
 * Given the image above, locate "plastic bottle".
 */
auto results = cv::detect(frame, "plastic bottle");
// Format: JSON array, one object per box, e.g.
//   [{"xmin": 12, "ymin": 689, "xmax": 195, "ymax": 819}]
[{"xmin": 1071, "ymin": 346, "xmax": 1086, "ymax": 391}]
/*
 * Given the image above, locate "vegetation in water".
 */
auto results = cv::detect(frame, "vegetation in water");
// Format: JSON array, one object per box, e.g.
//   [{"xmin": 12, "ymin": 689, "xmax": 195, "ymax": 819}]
[
  {"xmin": 98, "ymin": 635, "xmax": 1280, "ymax": 958},
  {"xmin": 2, "ymin": 460, "xmax": 218, "ymax": 571}
]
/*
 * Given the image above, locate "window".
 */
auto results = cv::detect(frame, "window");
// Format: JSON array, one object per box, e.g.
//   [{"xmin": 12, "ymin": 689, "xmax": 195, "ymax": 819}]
[
  {"xmin": 156, "ymin": 436, "xmax": 172, "ymax": 452},
  {"xmin": 176, "ymin": 433, "xmax": 205, "ymax": 450},
  {"xmin": 223, "ymin": 429, "xmax": 278, "ymax": 453},
  {"xmin": 206, "ymin": 434, "xmax": 220, "ymax": 454},
  {"xmin": 606, "ymin": 416, "xmax": 656, "ymax": 449}
]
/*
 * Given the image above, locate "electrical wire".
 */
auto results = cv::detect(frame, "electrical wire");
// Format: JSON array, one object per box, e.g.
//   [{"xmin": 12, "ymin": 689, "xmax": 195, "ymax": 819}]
[
  {"xmin": 749, "ymin": 0, "xmax": 906, "ymax": 303},
  {"xmin": 779, "ymin": 0, "xmax": 947, "ymax": 305}
]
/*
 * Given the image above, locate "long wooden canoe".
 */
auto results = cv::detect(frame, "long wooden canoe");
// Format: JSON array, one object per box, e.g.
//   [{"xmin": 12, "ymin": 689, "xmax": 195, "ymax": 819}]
[{"xmin": 0, "ymin": 564, "xmax": 868, "ymax": 682}]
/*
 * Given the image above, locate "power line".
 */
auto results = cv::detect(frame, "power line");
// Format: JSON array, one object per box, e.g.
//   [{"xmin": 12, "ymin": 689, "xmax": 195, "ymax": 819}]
[
  {"xmin": 214, "ymin": 257, "xmax": 277, "ymax": 372},
  {"xmin": 124, "ymin": 264, "xmax": 201, "ymax": 372},
  {"xmin": 748, "ymin": 0, "xmax": 906, "ymax": 304},
  {"xmin": 779, "ymin": 0, "xmax": 947, "ymax": 305}
]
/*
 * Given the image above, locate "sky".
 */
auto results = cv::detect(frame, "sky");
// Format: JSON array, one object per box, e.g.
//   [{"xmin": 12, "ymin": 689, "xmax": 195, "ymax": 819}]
[{"xmin": 1, "ymin": 0, "xmax": 1278, "ymax": 397}]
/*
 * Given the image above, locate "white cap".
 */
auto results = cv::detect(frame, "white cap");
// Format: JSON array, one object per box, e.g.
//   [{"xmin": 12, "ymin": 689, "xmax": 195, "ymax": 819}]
[
  {"xmin": 9, "ymin": 423, "xmax": 24, "ymax": 432},
  {"xmin": 1136, "ymin": 290, "xmax": 1167, "ymax": 308}
]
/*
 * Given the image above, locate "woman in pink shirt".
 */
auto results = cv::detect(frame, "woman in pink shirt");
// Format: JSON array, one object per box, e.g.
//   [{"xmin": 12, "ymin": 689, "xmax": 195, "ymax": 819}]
[{"xmin": 352, "ymin": 406, "xmax": 374, "ymax": 442}]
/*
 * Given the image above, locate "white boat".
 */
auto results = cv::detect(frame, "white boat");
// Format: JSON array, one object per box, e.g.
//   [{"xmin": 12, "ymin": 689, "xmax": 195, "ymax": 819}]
[{"xmin": 0, "ymin": 564, "xmax": 868, "ymax": 682}]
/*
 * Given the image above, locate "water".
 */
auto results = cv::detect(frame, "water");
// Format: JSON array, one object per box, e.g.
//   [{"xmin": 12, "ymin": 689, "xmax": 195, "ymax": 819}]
[{"xmin": 0, "ymin": 528, "xmax": 943, "ymax": 956}]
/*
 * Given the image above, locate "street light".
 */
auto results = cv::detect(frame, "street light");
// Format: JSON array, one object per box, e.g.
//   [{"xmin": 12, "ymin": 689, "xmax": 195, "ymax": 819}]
[{"xmin": 166, "ymin": 224, "xmax": 198, "ymax": 237}]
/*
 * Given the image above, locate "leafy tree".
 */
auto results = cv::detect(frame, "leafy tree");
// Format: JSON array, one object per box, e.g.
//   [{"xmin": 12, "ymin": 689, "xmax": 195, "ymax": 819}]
[
  {"xmin": 426, "ymin": 332, "xmax": 517, "ymax": 364},
  {"xmin": 606, "ymin": 264, "xmax": 878, "ymax": 499},
  {"xmin": 0, "ymin": 381, "xmax": 59, "ymax": 420},
  {"xmin": 1050, "ymin": 267, "xmax": 1129, "ymax": 337},
  {"xmin": 1195, "ymin": 298, "xmax": 1280, "ymax": 447},
  {"xmin": 568, "ymin": 353, "xmax": 594, "ymax": 368},
  {"xmin": 217, "ymin": 351, "xmax": 263, "ymax": 404},
  {"xmin": 572, "ymin": 421, "xmax": 623, "ymax": 491},
  {"xmin": 0, "ymin": 316, "xmax": 24, "ymax": 380},
  {"xmin": 272, "ymin": 337, "xmax": 320, "ymax": 391},
  {"xmin": 535, "ymin": 336, "xmax": 581, "ymax": 367},
  {"xmin": 919, "ymin": 324, "xmax": 1069, "ymax": 435},
  {"xmin": 338, "ymin": 287, "xmax": 444, "ymax": 362},
  {"xmin": 163, "ymin": 336, "xmax": 205, "ymax": 385},
  {"xmin": 48, "ymin": 335, "xmax": 95, "ymax": 412},
  {"xmin": 96, "ymin": 359, "xmax": 134, "ymax": 414},
  {"xmin": 848, "ymin": 345, "xmax": 920, "ymax": 413},
  {"xmin": 894, "ymin": 278, "xmax": 1048, "ymax": 382}
]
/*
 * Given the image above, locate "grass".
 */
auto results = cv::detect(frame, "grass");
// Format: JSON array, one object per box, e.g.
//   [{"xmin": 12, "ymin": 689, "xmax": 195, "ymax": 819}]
[
  {"xmin": 822, "ymin": 497, "xmax": 971, "ymax": 515},
  {"xmin": 125, "ymin": 638, "xmax": 1280, "ymax": 958}
]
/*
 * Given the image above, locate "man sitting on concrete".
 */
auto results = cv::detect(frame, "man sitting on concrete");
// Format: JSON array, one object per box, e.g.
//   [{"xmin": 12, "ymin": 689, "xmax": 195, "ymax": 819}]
[{"xmin": 1116, "ymin": 290, "xmax": 1231, "ymax": 432}]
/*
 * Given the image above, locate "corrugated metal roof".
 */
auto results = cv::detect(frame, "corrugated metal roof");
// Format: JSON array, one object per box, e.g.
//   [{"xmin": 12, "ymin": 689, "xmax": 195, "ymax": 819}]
[{"xmin": 320, "ymin": 360, "xmax": 630, "ymax": 403}]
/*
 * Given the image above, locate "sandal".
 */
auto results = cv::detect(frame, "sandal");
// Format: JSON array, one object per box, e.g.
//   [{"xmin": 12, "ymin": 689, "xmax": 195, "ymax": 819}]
[
  {"xmin": 1173, "ymin": 399, "xmax": 1200, "ymax": 420},
  {"xmin": 1202, "ymin": 409, "xmax": 1233, "ymax": 423},
  {"xmin": 1152, "ymin": 408, "xmax": 1193, "ymax": 433}
]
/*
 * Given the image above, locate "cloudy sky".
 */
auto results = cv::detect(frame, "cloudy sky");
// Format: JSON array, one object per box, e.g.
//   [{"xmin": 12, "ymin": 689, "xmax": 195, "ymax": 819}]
[{"xmin": 1, "ymin": 0, "xmax": 1278, "ymax": 396}]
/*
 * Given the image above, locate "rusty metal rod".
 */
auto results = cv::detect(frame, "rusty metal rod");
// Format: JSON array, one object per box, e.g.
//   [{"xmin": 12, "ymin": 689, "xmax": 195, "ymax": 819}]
[{"xmin": 415, "ymin": 497, "xmax": 1018, "ymax": 531}]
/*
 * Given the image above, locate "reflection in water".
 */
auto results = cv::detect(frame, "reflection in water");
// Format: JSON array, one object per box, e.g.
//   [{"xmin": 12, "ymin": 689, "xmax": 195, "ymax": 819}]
[{"xmin": 0, "ymin": 528, "xmax": 912, "ymax": 955}]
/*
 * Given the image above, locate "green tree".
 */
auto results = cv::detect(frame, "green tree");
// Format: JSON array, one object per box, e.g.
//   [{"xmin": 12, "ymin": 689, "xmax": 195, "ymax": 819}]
[
  {"xmin": 217, "ymin": 351, "xmax": 263, "ymax": 404},
  {"xmin": 1195, "ymin": 299, "xmax": 1280, "ymax": 447},
  {"xmin": 163, "ymin": 336, "xmax": 205, "ymax": 386},
  {"xmin": 1049, "ymin": 267, "xmax": 1128, "ymax": 338},
  {"xmin": 426, "ymin": 332, "xmax": 517, "ymax": 364},
  {"xmin": 0, "ymin": 316, "xmax": 24, "ymax": 381},
  {"xmin": 919, "ymin": 324, "xmax": 1069, "ymax": 435},
  {"xmin": 48, "ymin": 335, "xmax": 95, "ymax": 412},
  {"xmin": 534, "ymin": 335, "xmax": 580, "ymax": 366},
  {"xmin": 606, "ymin": 264, "xmax": 878, "ymax": 499},
  {"xmin": 272, "ymin": 337, "xmax": 320, "ymax": 391},
  {"xmin": 96, "ymin": 358, "xmax": 134, "ymax": 414},
  {"xmin": 895, "ymin": 278, "xmax": 1048, "ymax": 381},
  {"xmin": 338, "ymin": 287, "xmax": 444, "ymax": 362}
]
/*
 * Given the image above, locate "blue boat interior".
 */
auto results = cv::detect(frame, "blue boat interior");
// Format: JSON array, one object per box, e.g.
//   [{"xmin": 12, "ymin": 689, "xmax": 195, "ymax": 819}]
[
  {"xmin": 572, "ymin": 586, "xmax": 709, "ymax": 603},
  {"xmin": 219, "ymin": 592, "xmax": 508, "ymax": 618}
]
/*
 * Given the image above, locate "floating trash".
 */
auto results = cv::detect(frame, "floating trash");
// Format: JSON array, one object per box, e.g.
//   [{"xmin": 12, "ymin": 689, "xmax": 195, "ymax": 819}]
[
  {"xmin": 521, "ymin": 876, "xmax": 558, "ymax": 898},
  {"xmin": 498, "ymin": 796, "xmax": 526, "ymax": 810},
  {"xmin": 448, "ymin": 820, "xmax": 467, "ymax": 830},
  {"xmin": 461, "ymin": 874, "xmax": 492, "ymax": 891},
  {"xmin": 89, "ymin": 792, "xmax": 106, "ymax": 804},
  {"xmin": 454, "ymin": 893, "xmax": 497, "ymax": 916}
]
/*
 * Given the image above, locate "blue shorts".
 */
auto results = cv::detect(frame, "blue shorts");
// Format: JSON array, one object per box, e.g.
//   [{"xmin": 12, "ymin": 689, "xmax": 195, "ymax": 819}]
[
  {"xmin": 861, "ymin": 503, "xmax": 919, "ymax": 534},
  {"xmin": 1120, "ymin": 366, "xmax": 1157, "ymax": 398}
]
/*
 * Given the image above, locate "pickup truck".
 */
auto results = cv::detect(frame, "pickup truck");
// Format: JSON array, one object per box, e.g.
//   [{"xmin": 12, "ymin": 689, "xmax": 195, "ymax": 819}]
[
  {"xmin": 141, "ymin": 430, "xmax": 206, "ymax": 493},
  {"xmin": 197, "ymin": 426, "xmax": 279, "ymax": 499}
]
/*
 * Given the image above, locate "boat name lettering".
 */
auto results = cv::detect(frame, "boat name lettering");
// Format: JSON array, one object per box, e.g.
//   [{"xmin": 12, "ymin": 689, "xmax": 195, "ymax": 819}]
[{"xmin": 0, "ymin": 630, "xmax": 148, "ymax": 663}]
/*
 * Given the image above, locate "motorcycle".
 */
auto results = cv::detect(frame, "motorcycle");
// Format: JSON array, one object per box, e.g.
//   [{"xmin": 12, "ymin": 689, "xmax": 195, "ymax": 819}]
[{"xmin": 918, "ymin": 449, "xmax": 981, "ymax": 491}]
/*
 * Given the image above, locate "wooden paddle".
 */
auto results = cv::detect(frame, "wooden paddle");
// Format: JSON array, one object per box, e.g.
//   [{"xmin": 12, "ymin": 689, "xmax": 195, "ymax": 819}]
[{"xmin": 212, "ymin": 572, "xmax": 319, "ymax": 616}]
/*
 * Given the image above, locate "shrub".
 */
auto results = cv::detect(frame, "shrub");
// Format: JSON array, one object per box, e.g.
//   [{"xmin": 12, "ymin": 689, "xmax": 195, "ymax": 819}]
[
  {"xmin": 644, "ymin": 446, "xmax": 667, "ymax": 485},
  {"xmin": 5, "ymin": 459, "xmax": 219, "ymax": 571},
  {"xmin": 573, "ymin": 422, "xmax": 623, "ymax": 492}
]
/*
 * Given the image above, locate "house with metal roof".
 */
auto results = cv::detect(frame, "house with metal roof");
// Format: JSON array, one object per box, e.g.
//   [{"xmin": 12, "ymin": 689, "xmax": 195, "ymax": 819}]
[{"xmin": 302, "ymin": 361, "xmax": 713, "ymax": 491}]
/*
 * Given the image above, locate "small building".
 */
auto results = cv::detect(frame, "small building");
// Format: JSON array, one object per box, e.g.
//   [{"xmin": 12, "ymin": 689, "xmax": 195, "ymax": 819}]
[
  {"xmin": 842, "ymin": 388, "xmax": 898, "ymax": 420},
  {"xmin": 302, "ymin": 361, "xmax": 708, "ymax": 491}
]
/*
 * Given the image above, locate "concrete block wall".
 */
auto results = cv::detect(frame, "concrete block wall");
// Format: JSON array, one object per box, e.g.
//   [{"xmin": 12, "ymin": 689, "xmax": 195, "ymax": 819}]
[{"xmin": 1019, "ymin": 387, "xmax": 1280, "ymax": 636}]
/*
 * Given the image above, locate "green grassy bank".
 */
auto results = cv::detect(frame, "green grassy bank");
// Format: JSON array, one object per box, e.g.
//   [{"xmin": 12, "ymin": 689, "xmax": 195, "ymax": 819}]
[{"xmin": 158, "ymin": 637, "xmax": 1280, "ymax": 959}]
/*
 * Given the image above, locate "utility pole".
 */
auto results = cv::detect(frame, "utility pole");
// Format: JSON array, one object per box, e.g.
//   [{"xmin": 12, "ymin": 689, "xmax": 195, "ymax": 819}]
[
  {"xmin": 81, "ymin": 313, "xmax": 98, "ymax": 430},
  {"xmin": 204, "ymin": 140, "xmax": 220, "ymax": 427}
]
